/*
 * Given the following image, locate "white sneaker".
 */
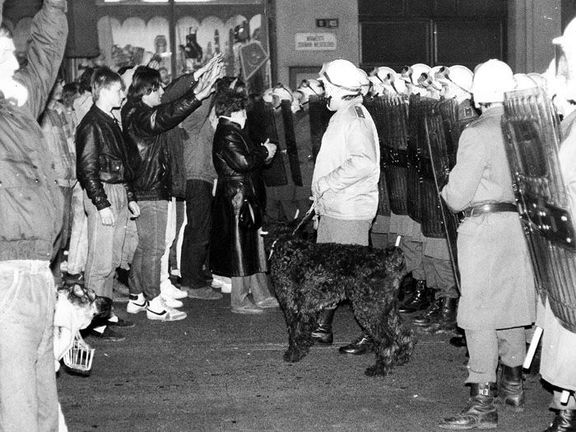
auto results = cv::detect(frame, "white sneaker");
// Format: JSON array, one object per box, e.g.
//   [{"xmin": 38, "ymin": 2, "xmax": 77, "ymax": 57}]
[
  {"xmin": 161, "ymin": 283, "xmax": 188, "ymax": 300},
  {"xmin": 161, "ymin": 294, "xmax": 183, "ymax": 309},
  {"xmin": 220, "ymin": 281, "xmax": 231, "ymax": 294},
  {"xmin": 212, "ymin": 275, "xmax": 232, "ymax": 293},
  {"xmin": 127, "ymin": 293, "xmax": 148, "ymax": 314},
  {"xmin": 146, "ymin": 297, "xmax": 187, "ymax": 322}
]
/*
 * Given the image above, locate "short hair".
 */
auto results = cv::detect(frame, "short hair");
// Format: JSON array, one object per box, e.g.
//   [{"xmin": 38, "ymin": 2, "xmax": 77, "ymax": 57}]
[
  {"xmin": 214, "ymin": 78, "xmax": 248, "ymax": 117},
  {"xmin": 127, "ymin": 66, "xmax": 160, "ymax": 102},
  {"xmin": 77, "ymin": 67, "xmax": 95, "ymax": 94},
  {"xmin": 62, "ymin": 82, "xmax": 80, "ymax": 107},
  {"xmin": 91, "ymin": 67, "xmax": 123, "ymax": 102}
]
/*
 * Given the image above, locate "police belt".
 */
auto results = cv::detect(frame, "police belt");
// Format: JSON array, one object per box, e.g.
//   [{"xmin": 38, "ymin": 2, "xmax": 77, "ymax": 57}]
[{"xmin": 462, "ymin": 202, "xmax": 517, "ymax": 218}]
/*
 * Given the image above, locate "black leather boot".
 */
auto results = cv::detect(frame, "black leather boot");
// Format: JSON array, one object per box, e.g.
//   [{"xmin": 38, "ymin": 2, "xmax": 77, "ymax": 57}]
[
  {"xmin": 338, "ymin": 333, "xmax": 373, "ymax": 355},
  {"xmin": 450, "ymin": 329, "xmax": 467, "ymax": 348},
  {"xmin": 413, "ymin": 296, "xmax": 442, "ymax": 326},
  {"xmin": 439, "ymin": 382, "xmax": 498, "ymax": 430},
  {"xmin": 498, "ymin": 365, "xmax": 524, "ymax": 411},
  {"xmin": 311, "ymin": 309, "xmax": 335, "ymax": 345},
  {"xmin": 422, "ymin": 297, "xmax": 458, "ymax": 333},
  {"xmin": 398, "ymin": 272, "xmax": 416, "ymax": 304},
  {"xmin": 399, "ymin": 280, "xmax": 431, "ymax": 314},
  {"xmin": 544, "ymin": 410, "xmax": 576, "ymax": 432}
]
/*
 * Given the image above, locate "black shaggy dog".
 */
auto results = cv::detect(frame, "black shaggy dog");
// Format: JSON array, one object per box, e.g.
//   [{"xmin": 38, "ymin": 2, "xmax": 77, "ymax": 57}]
[{"xmin": 268, "ymin": 231, "xmax": 415, "ymax": 377}]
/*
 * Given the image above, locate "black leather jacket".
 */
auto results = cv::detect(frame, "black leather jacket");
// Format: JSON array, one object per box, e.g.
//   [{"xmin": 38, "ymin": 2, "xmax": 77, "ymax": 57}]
[
  {"xmin": 76, "ymin": 104, "xmax": 137, "ymax": 210},
  {"xmin": 121, "ymin": 88, "xmax": 201, "ymax": 201}
]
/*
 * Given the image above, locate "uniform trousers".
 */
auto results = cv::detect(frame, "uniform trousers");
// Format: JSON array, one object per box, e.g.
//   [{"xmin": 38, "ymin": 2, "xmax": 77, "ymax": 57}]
[
  {"xmin": 465, "ymin": 327, "xmax": 526, "ymax": 383},
  {"xmin": 317, "ymin": 215, "xmax": 371, "ymax": 246}
]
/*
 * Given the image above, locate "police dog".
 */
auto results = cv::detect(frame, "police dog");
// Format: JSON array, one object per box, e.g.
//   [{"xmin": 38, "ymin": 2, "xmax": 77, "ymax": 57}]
[{"xmin": 268, "ymin": 228, "xmax": 414, "ymax": 377}]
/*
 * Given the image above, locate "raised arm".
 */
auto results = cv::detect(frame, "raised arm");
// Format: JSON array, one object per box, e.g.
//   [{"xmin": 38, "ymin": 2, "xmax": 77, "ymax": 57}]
[{"xmin": 15, "ymin": 0, "xmax": 68, "ymax": 119}]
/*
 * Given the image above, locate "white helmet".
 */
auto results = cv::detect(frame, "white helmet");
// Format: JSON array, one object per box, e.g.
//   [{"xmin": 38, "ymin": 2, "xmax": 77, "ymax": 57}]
[
  {"xmin": 448, "ymin": 65, "xmax": 474, "ymax": 93},
  {"xmin": 318, "ymin": 59, "xmax": 370, "ymax": 95},
  {"xmin": 513, "ymin": 73, "xmax": 538, "ymax": 91},
  {"xmin": 435, "ymin": 65, "xmax": 474, "ymax": 100},
  {"xmin": 272, "ymin": 84, "xmax": 293, "ymax": 104},
  {"xmin": 373, "ymin": 66, "xmax": 396, "ymax": 83},
  {"xmin": 262, "ymin": 88, "xmax": 274, "ymax": 104},
  {"xmin": 401, "ymin": 63, "xmax": 431, "ymax": 85},
  {"xmin": 372, "ymin": 67, "xmax": 407, "ymax": 95},
  {"xmin": 471, "ymin": 59, "xmax": 515, "ymax": 104},
  {"xmin": 319, "ymin": 59, "xmax": 369, "ymax": 110},
  {"xmin": 295, "ymin": 78, "xmax": 324, "ymax": 105},
  {"xmin": 368, "ymin": 76, "xmax": 385, "ymax": 96}
]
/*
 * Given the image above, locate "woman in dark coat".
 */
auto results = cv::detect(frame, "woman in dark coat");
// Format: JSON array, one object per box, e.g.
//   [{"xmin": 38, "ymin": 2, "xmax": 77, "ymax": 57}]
[{"xmin": 210, "ymin": 80, "xmax": 279, "ymax": 314}]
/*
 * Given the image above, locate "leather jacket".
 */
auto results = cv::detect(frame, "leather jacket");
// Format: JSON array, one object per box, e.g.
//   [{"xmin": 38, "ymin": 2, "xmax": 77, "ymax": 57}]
[
  {"xmin": 121, "ymin": 88, "xmax": 201, "ymax": 201},
  {"xmin": 76, "ymin": 104, "xmax": 137, "ymax": 210},
  {"xmin": 0, "ymin": 0, "xmax": 68, "ymax": 261}
]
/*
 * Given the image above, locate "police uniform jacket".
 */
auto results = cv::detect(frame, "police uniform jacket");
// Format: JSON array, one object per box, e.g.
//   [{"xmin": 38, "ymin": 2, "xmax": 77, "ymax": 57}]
[
  {"xmin": 312, "ymin": 97, "xmax": 380, "ymax": 221},
  {"xmin": 0, "ymin": 0, "xmax": 67, "ymax": 262},
  {"xmin": 441, "ymin": 105, "xmax": 535, "ymax": 330}
]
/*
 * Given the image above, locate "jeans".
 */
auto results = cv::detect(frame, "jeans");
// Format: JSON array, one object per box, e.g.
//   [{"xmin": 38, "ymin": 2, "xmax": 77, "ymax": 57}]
[
  {"xmin": 130, "ymin": 200, "xmax": 168, "ymax": 299},
  {"xmin": 168, "ymin": 198, "xmax": 186, "ymax": 272},
  {"xmin": 181, "ymin": 180, "xmax": 213, "ymax": 288},
  {"xmin": 66, "ymin": 182, "xmax": 88, "ymax": 275},
  {"xmin": 84, "ymin": 183, "xmax": 129, "ymax": 298},
  {"xmin": 0, "ymin": 260, "xmax": 58, "ymax": 432},
  {"xmin": 160, "ymin": 198, "xmax": 177, "ymax": 290}
]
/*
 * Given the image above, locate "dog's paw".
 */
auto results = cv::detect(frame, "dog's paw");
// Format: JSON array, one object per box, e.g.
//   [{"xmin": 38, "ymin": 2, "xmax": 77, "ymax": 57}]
[
  {"xmin": 283, "ymin": 348, "xmax": 305, "ymax": 363},
  {"xmin": 364, "ymin": 364, "xmax": 389, "ymax": 377}
]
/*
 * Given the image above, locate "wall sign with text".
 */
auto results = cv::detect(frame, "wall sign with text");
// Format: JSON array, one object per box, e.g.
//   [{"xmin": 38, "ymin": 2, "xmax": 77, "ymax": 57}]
[{"xmin": 295, "ymin": 33, "xmax": 337, "ymax": 51}]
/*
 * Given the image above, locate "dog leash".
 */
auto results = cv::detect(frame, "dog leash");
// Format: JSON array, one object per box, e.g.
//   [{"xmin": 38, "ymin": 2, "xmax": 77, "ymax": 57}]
[{"xmin": 291, "ymin": 203, "xmax": 316, "ymax": 237}]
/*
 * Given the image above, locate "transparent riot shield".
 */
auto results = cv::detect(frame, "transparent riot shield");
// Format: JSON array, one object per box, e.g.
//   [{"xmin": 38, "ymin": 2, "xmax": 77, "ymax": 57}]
[
  {"xmin": 247, "ymin": 98, "xmax": 288, "ymax": 187},
  {"xmin": 364, "ymin": 95, "xmax": 391, "ymax": 217},
  {"xmin": 502, "ymin": 86, "xmax": 576, "ymax": 332},
  {"xmin": 380, "ymin": 95, "xmax": 410, "ymax": 215},
  {"xmin": 279, "ymin": 100, "xmax": 303, "ymax": 187}
]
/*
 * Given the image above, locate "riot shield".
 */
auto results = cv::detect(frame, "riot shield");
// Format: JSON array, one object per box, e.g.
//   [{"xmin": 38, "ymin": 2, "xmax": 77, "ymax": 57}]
[
  {"xmin": 425, "ymin": 109, "xmax": 461, "ymax": 291},
  {"xmin": 364, "ymin": 95, "xmax": 391, "ymax": 217},
  {"xmin": 380, "ymin": 95, "xmax": 410, "ymax": 215},
  {"xmin": 407, "ymin": 94, "xmax": 439, "ymax": 224},
  {"xmin": 279, "ymin": 100, "xmax": 303, "ymax": 187},
  {"xmin": 308, "ymin": 95, "xmax": 333, "ymax": 160},
  {"xmin": 502, "ymin": 87, "xmax": 576, "ymax": 332},
  {"xmin": 246, "ymin": 98, "xmax": 288, "ymax": 187}
]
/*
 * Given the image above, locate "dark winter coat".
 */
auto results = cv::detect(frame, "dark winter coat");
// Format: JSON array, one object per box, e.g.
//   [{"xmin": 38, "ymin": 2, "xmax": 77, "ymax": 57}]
[
  {"xmin": 0, "ymin": 0, "xmax": 67, "ymax": 261},
  {"xmin": 209, "ymin": 117, "xmax": 270, "ymax": 277}
]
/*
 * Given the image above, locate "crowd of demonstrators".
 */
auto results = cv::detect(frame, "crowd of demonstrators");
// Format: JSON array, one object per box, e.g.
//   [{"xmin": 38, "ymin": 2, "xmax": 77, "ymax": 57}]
[
  {"xmin": 40, "ymin": 79, "xmax": 80, "ymax": 285},
  {"xmin": 2, "ymin": 1, "xmax": 576, "ymax": 430}
]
